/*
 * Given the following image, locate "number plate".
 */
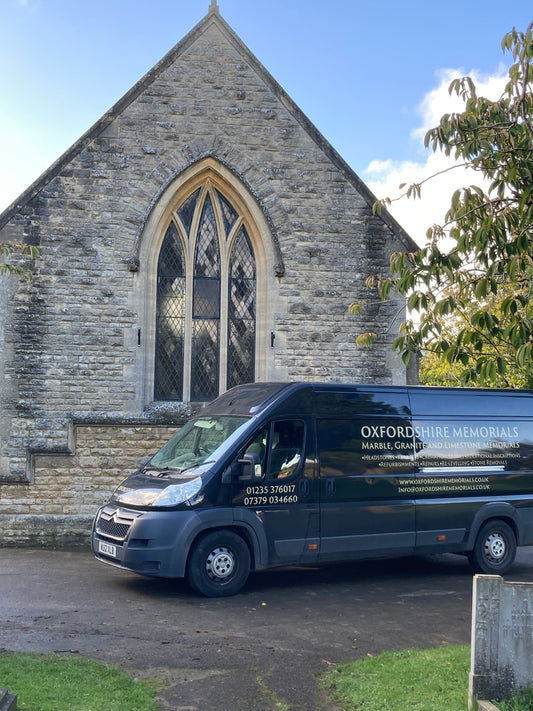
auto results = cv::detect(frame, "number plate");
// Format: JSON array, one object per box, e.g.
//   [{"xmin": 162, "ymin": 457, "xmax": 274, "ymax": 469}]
[{"xmin": 98, "ymin": 541, "xmax": 117, "ymax": 558}]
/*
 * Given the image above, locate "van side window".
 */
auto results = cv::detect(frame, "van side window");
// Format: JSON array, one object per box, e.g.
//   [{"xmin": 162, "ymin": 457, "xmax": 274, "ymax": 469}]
[
  {"xmin": 243, "ymin": 428, "xmax": 268, "ymax": 475},
  {"xmin": 243, "ymin": 420, "xmax": 305, "ymax": 481},
  {"xmin": 268, "ymin": 420, "xmax": 304, "ymax": 480}
]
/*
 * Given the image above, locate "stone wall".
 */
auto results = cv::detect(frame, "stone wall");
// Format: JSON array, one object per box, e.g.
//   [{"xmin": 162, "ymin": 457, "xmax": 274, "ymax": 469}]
[{"xmin": 0, "ymin": 423, "xmax": 178, "ymax": 546}]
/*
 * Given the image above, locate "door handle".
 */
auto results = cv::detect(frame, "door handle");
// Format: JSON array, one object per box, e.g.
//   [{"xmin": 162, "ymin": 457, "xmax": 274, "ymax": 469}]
[{"xmin": 299, "ymin": 479, "xmax": 309, "ymax": 497}]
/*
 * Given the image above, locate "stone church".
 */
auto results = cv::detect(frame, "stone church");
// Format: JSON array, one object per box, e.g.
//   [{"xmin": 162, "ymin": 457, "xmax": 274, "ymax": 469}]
[{"xmin": 0, "ymin": 1, "xmax": 416, "ymax": 545}]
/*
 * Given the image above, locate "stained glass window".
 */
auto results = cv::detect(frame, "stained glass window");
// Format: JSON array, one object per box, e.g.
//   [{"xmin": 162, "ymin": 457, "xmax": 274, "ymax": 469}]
[
  {"xmin": 217, "ymin": 189, "xmax": 238, "ymax": 236},
  {"xmin": 154, "ymin": 183, "xmax": 257, "ymax": 402},
  {"xmin": 191, "ymin": 195, "xmax": 220, "ymax": 401},
  {"xmin": 228, "ymin": 227, "xmax": 256, "ymax": 389},
  {"xmin": 155, "ymin": 223, "xmax": 185, "ymax": 400},
  {"xmin": 178, "ymin": 188, "xmax": 201, "ymax": 235}
]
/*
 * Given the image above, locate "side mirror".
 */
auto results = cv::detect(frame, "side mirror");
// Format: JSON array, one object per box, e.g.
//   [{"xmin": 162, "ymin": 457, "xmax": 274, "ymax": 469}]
[{"xmin": 237, "ymin": 452, "xmax": 263, "ymax": 482}]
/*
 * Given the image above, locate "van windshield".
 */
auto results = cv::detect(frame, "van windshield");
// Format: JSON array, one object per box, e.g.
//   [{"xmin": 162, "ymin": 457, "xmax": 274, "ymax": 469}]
[{"xmin": 148, "ymin": 415, "xmax": 250, "ymax": 472}]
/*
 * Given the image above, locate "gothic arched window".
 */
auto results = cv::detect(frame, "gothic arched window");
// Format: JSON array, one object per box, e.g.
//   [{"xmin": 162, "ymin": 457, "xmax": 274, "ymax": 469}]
[{"xmin": 155, "ymin": 182, "xmax": 256, "ymax": 402}]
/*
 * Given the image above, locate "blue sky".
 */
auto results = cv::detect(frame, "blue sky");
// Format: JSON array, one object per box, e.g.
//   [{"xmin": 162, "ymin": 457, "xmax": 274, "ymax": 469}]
[{"xmin": 1, "ymin": 0, "xmax": 531, "ymax": 241}]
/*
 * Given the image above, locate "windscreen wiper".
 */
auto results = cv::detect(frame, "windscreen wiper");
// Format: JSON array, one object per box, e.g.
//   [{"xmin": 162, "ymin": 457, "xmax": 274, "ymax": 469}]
[
  {"xmin": 142, "ymin": 465, "xmax": 177, "ymax": 477},
  {"xmin": 179, "ymin": 460, "xmax": 216, "ymax": 475},
  {"xmin": 142, "ymin": 461, "xmax": 215, "ymax": 477}
]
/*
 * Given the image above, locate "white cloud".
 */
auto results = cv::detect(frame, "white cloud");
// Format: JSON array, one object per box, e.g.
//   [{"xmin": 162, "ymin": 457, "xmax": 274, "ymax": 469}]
[
  {"xmin": 364, "ymin": 66, "xmax": 508, "ymax": 247},
  {"xmin": 412, "ymin": 64, "xmax": 508, "ymax": 141}
]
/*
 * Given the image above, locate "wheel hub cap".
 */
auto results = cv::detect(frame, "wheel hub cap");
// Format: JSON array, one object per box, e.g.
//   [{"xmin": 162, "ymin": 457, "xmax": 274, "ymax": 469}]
[
  {"xmin": 206, "ymin": 546, "xmax": 235, "ymax": 580},
  {"xmin": 485, "ymin": 533, "xmax": 506, "ymax": 561}
]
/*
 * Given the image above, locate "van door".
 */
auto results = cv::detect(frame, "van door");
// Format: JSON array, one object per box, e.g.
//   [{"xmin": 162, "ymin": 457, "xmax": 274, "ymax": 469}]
[
  {"xmin": 315, "ymin": 389, "xmax": 416, "ymax": 561},
  {"xmin": 232, "ymin": 418, "xmax": 319, "ymax": 565}
]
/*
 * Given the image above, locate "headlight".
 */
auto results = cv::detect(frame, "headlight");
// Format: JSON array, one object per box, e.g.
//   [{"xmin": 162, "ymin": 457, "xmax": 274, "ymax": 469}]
[
  {"xmin": 152, "ymin": 477, "xmax": 203, "ymax": 506},
  {"xmin": 115, "ymin": 476, "xmax": 203, "ymax": 507}
]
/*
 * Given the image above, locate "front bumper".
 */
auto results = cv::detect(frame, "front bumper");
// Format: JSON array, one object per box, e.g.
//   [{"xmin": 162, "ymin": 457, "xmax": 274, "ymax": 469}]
[{"xmin": 91, "ymin": 504, "xmax": 195, "ymax": 578}]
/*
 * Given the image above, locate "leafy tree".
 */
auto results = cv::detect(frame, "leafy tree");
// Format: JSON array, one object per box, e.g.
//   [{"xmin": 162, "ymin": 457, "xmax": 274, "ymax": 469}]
[
  {"xmin": 360, "ymin": 22, "xmax": 533, "ymax": 387},
  {"xmin": 0, "ymin": 243, "xmax": 39, "ymax": 278},
  {"xmin": 417, "ymin": 282, "xmax": 533, "ymax": 388}
]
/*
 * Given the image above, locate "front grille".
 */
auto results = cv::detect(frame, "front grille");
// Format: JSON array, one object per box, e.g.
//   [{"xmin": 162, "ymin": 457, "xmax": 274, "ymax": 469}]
[
  {"xmin": 98, "ymin": 518, "xmax": 130, "ymax": 539},
  {"xmin": 96, "ymin": 506, "xmax": 141, "ymax": 542}
]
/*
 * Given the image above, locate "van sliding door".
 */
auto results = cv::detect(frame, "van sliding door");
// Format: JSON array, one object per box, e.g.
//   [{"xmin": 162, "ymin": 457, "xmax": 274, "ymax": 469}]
[{"xmin": 316, "ymin": 389, "xmax": 416, "ymax": 561}]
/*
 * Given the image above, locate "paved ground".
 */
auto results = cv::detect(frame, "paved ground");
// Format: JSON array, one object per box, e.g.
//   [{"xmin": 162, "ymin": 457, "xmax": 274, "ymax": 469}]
[{"xmin": 1, "ymin": 547, "xmax": 533, "ymax": 710}]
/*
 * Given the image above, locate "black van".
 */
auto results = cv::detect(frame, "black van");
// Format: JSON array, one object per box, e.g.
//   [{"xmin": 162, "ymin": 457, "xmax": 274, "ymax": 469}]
[{"xmin": 92, "ymin": 382, "xmax": 533, "ymax": 596}]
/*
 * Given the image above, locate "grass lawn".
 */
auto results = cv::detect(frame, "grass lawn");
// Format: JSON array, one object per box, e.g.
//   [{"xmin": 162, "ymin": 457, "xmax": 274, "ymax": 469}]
[
  {"xmin": 324, "ymin": 645, "xmax": 471, "ymax": 711},
  {"xmin": 0, "ymin": 651, "xmax": 160, "ymax": 711},
  {"xmin": 324, "ymin": 645, "xmax": 533, "ymax": 711},
  {"xmin": 499, "ymin": 688, "xmax": 533, "ymax": 711}
]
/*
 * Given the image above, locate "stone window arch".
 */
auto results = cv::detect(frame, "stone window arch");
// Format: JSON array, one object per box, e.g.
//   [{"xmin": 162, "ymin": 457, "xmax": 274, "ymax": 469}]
[
  {"xmin": 128, "ymin": 155, "xmax": 286, "ymax": 405},
  {"xmin": 155, "ymin": 182, "xmax": 257, "ymax": 401},
  {"xmin": 136, "ymin": 158, "xmax": 283, "ymax": 406}
]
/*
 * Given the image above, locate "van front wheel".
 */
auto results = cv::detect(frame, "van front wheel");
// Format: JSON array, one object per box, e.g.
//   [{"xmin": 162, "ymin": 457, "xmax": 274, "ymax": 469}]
[
  {"xmin": 187, "ymin": 530, "xmax": 251, "ymax": 597},
  {"xmin": 467, "ymin": 520, "xmax": 517, "ymax": 575}
]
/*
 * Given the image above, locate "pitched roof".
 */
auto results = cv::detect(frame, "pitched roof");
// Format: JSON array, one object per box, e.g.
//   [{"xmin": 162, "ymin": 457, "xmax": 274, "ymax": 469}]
[{"xmin": 0, "ymin": 5, "xmax": 417, "ymax": 251}]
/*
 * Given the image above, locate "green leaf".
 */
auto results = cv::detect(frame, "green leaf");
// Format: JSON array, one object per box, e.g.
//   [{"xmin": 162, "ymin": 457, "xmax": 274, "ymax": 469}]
[
  {"xmin": 356, "ymin": 333, "xmax": 377, "ymax": 347},
  {"xmin": 474, "ymin": 279, "xmax": 488, "ymax": 300}
]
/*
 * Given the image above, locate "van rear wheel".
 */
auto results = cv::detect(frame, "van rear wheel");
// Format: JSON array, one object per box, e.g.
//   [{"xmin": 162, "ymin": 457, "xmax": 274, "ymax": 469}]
[
  {"xmin": 467, "ymin": 520, "xmax": 516, "ymax": 575},
  {"xmin": 187, "ymin": 530, "xmax": 251, "ymax": 597}
]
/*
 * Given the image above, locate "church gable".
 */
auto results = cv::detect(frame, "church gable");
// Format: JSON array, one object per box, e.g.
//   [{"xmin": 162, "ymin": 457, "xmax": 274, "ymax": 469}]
[
  {"xmin": 0, "ymin": 4, "xmax": 416, "ymax": 542},
  {"xmin": 0, "ymin": 5, "xmax": 412, "ymax": 249}
]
